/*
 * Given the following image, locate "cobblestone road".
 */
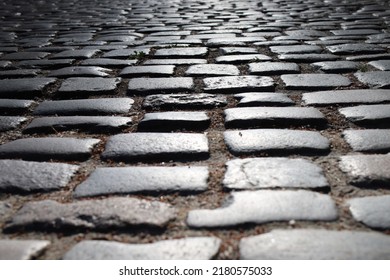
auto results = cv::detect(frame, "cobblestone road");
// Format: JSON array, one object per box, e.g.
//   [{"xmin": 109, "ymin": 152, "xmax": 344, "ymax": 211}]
[{"xmin": 0, "ymin": 0, "xmax": 390, "ymax": 259}]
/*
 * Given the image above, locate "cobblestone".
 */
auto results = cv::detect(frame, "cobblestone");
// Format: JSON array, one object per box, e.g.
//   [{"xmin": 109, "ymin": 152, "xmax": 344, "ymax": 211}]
[
  {"xmin": 57, "ymin": 78, "xmax": 121, "ymax": 96},
  {"xmin": 339, "ymin": 104, "xmax": 390, "ymax": 126},
  {"xmin": 120, "ymin": 65, "xmax": 175, "ymax": 77},
  {"xmin": 128, "ymin": 77, "xmax": 194, "ymax": 94},
  {"xmin": 0, "ymin": 160, "xmax": 78, "ymax": 193},
  {"xmin": 343, "ymin": 129, "xmax": 390, "ymax": 152},
  {"xmin": 204, "ymin": 76, "xmax": 274, "ymax": 93},
  {"xmin": 282, "ymin": 74, "xmax": 351, "ymax": 90},
  {"xmin": 143, "ymin": 93, "xmax": 227, "ymax": 109},
  {"xmin": 139, "ymin": 111, "xmax": 209, "ymax": 131},
  {"xmin": 186, "ymin": 64, "xmax": 239, "ymax": 76},
  {"xmin": 6, "ymin": 197, "xmax": 176, "ymax": 231},
  {"xmin": 249, "ymin": 62, "xmax": 300, "ymax": 75},
  {"xmin": 303, "ymin": 89, "xmax": 390, "ymax": 105},
  {"xmin": 0, "ymin": 78, "xmax": 57, "ymax": 98},
  {"xmin": 240, "ymin": 229, "xmax": 390, "ymax": 259},
  {"xmin": 0, "ymin": 116, "xmax": 27, "ymax": 132},
  {"xmin": 234, "ymin": 92, "xmax": 294, "ymax": 107},
  {"xmin": 0, "ymin": 137, "xmax": 99, "ymax": 161},
  {"xmin": 355, "ymin": 71, "xmax": 390, "ymax": 89},
  {"xmin": 187, "ymin": 190, "xmax": 337, "ymax": 228},
  {"xmin": 74, "ymin": 166, "xmax": 208, "ymax": 197},
  {"xmin": 63, "ymin": 237, "xmax": 220, "ymax": 260},
  {"xmin": 0, "ymin": 240, "xmax": 50, "ymax": 260}
]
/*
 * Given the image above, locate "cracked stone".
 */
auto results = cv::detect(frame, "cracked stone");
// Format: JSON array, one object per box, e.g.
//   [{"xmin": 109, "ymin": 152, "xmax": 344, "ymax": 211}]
[
  {"xmin": 223, "ymin": 158, "xmax": 329, "ymax": 190},
  {"xmin": 0, "ymin": 240, "xmax": 50, "ymax": 260},
  {"xmin": 143, "ymin": 93, "xmax": 227, "ymax": 110},
  {"xmin": 239, "ymin": 229, "xmax": 390, "ymax": 259},
  {"xmin": 0, "ymin": 160, "xmax": 78, "ymax": 193},
  {"xmin": 204, "ymin": 76, "xmax": 274, "ymax": 93},
  {"xmin": 102, "ymin": 133, "xmax": 209, "ymax": 162},
  {"xmin": 74, "ymin": 166, "xmax": 208, "ymax": 197},
  {"xmin": 339, "ymin": 154, "xmax": 390, "ymax": 187},
  {"xmin": 6, "ymin": 197, "xmax": 176, "ymax": 231},
  {"xmin": 343, "ymin": 129, "xmax": 390, "ymax": 152},
  {"xmin": 187, "ymin": 190, "xmax": 337, "ymax": 227},
  {"xmin": 224, "ymin": 107, "xmax": 326, "ymax": 128},
  {"xmin": 63, "ymin": 237, "xmax": 221, "ymax": 260},
  {"xmin": 224, "ymin": 129, "xmax": 330, "ymax": 156},
  {"xmin": 348, "ymin": 195, "xmax": 390, "ymax": 229},
  {"xmin": 0, "ymin": 137, "xmax": 100, "ymax": 161}
]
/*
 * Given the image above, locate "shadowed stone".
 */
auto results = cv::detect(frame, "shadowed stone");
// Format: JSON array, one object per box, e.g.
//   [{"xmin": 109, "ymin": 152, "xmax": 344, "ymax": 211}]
[
  {"xmin": 0, "ymin": 99, "xmax": 34, "ymax": 114},
  {"xmin": 240, "ymin": 229, "xmax": 390, "ymax": 259},
  {"xmin": 0, "ymin": 117, "xmax": 27, "ymax": 132},
  {"xmin": 63, "ymin": 237, "xmax": 221, "ymax": 260},
  {"xmin": 58, "ymin": 78, "xmax": 121, "ymax": 95},
  {"xmin": 0, "ymin": 160, "xmax": 78, "ymax": 193},
  {"xmin": 343, "ymin": 129, "xmax": 390, "ymax": 152},
  {"xmin": 348, "ymin": 195, "xmax": 390, "ymax": 229},
  {"xmin": 80, "ymin": 59, "xmax": 137, "ymax": 67},
  {"xmin": 0, "ymin": 78, "xmax": 57, "ymax": 98},
  {"xmin": 339, "ymin": 104, "xmax": 390, "ymax": 127},
  {"xmin": 187, "ymin": 190, "xmax": 337, "ymax": 227},
  {"xmin": 33, "ymin": 98, "xmax": 134, "ymax": 116},
  {"xmin": 0, "ymin": 137, "xmax": 100, "ymax": 161},
  {"xmin": 223, "ymin": 158, "xmax": 328, "ymax": 190},
  {"xmin": 102, "ymin": 133, "xmax": 209, "ymax": 162},
  {"xmin": 339, "ymin": 154, "xmax": 390, "ymax": 187},
  {"xmin": 0, "ymin": 240, "xmax": 50, "ymax": 260},
  {"xmin": 24, "ymin": 116, "xmax": 132, "ymax": 134},
  {"xmin": 51, "ymin": 49, "xmax": 100, "ymax": 59},
  {"xmin": 224, "ymin": 107, "xmax": 326, "ymax": 128},
  {"xmin": 204, "ymin": 76, "xmax": 274, "ymax": 93},
  {"xmin": 6, "ymin": 197, "xmax": 176, "ymax": 230},
  {"xmin": 224, "ymin": 129, "xmax": 330, "ymax": 155},
  {"xmin": 144, "ymin": 59, "xmax": 207, "ymax": 65}
]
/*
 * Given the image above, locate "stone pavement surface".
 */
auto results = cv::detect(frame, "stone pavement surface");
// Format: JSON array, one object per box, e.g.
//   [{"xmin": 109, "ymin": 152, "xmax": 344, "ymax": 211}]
[{"xmin": 0, "ymin": 0, "xmax": 390, "ymax": 260}]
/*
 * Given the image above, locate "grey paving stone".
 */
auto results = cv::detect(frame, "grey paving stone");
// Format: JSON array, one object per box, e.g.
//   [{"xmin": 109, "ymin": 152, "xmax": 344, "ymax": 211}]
[
  {"xmin": 331, "ymin": 29, "xmax": 381, "ymax": 36},
  {"xmin": 48, "ymin": 66, "xmax": 112, "ymax": 77},
  {"xmin": 1, "ymin": 52, "xmax": 50, "ymax": 60},
  {"xmin": 0, "ymin": 61, "xmax": 11, "ymax": 68},
  {"xmin": 0, "ymin": 240, "xmax": 50, "ymax": 260},
  {"xmin": 369, "ymin": 60, "xmax": 390, "ymax": 71},
  {"xmin": 346, "ymin": 54, "xmax": 390, "ymax": 61},
  {"xmin": 128, "ymin": 77, "xmax": 194, "ymax": 95},
  {"xmin": 0, "ymin": 69, "xmax": 40, "ymax": 78},
  {"xmin": 57, "ymin": 77, "xmax": 121, "ymax": 96},
  {"xmin": 187, "ymin": 190, "xmax": 337, "ymax": 227},
  {"xmin": 220, "ymin": 47, "xmax": 258, "ymax": 54},
  {"xmin": 282, "ymin": 74, "xmax": 351, "ymax": 90},
  {"xmin": 343, "ymin": 129, "xmax": 390, "ymax": 152},
  {"xmin": 6, "ymin": 197, "xmax": 176, "ymax": 231},
  {"xmin": 63, "ymin": 237, "xmax": 221, "ymax": 260},
  {"xmin": 204, "ymin": 76, "xmax": 274, "ymax": 93},
  {"xmin": 155, "ymin": 47, "xmax": 208, "ymax": 57},
  {"xmin": 186, "ymin": 64, "xmax": 239, "ymax": 76},
  {"xmin": 339, "ymin": 104, "xmax": 390, "ymax": 127},
  {"xmin": 355, "ymin": 71, "xmax": 390, "ymax": 89},
  {"xmin": 74, "ymin": 166, "xmax": 208, "ymax": 197},
  {"xmin": 303, "ymin": 89, "xmax": 390, "ymax": 105},
  {"xmin": 80, "ymin": 58, "xmax": 137, "ymax": 67},
  {"xmin": 14, "ymin": 59, "xmax": 75, "ymax": 69},
  {"xmin": 327, "ymin": 44, "xmax": 386, "ymax": 55},
  {"xmin": 339, "ymin": 154, "xmax": 390, "ymax": 187},
  {"xmin": 139, "ymin": 111, "xmax": 209, "ymax": 131},
  {"xmin": 285, "ymin": 30, "xmax": 327, "ymax": 37},
  {"xmin": 120, "ymin": 65, "xmax": 175, "ymax": 77},
  {"xmin": 0, "ymin": 137, "xmax": 99, "ymax": 161},
  {"xmin": 51, "ymin": 49, "xmax": 100, "ymax": 59},
  {"xmin": 24, "ymin": 116, "xmax": 132, "ymax": 134},
  {"xmin": 270, "ymin": 45, "xmax": 322, "ymax": 54},
  {"xmin": 223, "ymin": 158, "xmax": 329, "ymax": 190},
  {"xmin": 239, "ymin": 229, "xmax": 390, "ymax": 259},
  {"xmin": 143, "ymin": 93, "xmax": 227, "ymax": 110},
  {"xmin": 348, "ymin": 195, "xmax": 390, "ymax": 229},
  {"xmin": 206, "ymin": 37, "xmax": 266, "ymax": 46},
  {"xmin": 234, "ymin": 92, "xmax": 294, "ymax": 107},
  {"xmin": 0, "ymin": 160, "xmax": 78, "ymax": 193},
  {"xmin": 224, "ymin": 107, "xmax": 326, "ymax": 128},
  {"xmin": 279, "ymin": 54, "xmax": 339, "ymax": 62},
  {"xmin": 215, "ymin": 54, "xmax": 271, "ymax": 64},
  {"xmin": 102, "ymin": 48, "xmax": 151, "ymax": 58},
  {"xmin": 102, "ymin": 133, "xmax": 209, "ymax": 162},
  {"xmin": 249, "ymin": 62, "xmax": 300, "ymax": 75},
  {"xmin": 224, "ymin": 129, "xmax": 330, "ymax": 156},
  {"xmin": 311, "ymin": 61, "xmax": 359, "ymax": 73},
  {"xmin": 0, "ymin": 116, "xmax": 27, "ymax": 132},
  {"xmin": 33, "ymin": 98, "xmax": 133, "ymax": 116},
  {"xmin": 0, "ymin": 78, "xmax": 57, "ymax": 98},
  {"xmin": 144, "ymin": 59, "xmax": 207, "ymax": 65}
]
